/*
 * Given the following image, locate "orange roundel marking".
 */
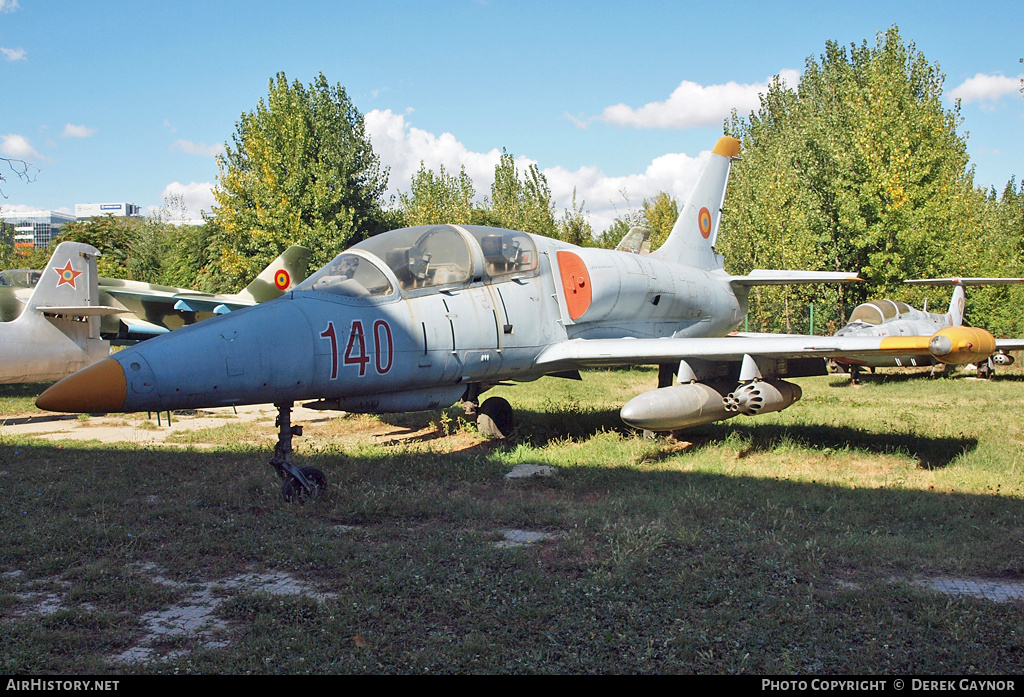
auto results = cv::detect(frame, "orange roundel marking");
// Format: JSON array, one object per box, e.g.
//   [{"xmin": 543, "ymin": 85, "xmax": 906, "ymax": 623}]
[
  {"xmin": 698, "ymin": 207, "xmax": 712, "ymax": 239},
  {"xmin": 274, "ymin": 269, "xmax": 290, "ymax": 290},
  {"xmin": 556, "ymin": 251, "xmax": 592, "ymax": 321}
]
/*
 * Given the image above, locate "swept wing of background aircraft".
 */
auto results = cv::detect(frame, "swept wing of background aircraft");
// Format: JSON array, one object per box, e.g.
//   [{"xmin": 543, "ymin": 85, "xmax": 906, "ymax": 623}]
[
  {"xmin": 0, "ymin": 242, "xmax": 124, "ymax": 384},
  {"xmin": 37, "ymin": 137, "xmax": 1005, "ymax": 502},
  {"xmin": 0, "ymin": 246, "xmax": 312, "ymax": 341},
  {"xmin": 829, "ymin": 278, "xmax": 1024, "ymax": 381}
]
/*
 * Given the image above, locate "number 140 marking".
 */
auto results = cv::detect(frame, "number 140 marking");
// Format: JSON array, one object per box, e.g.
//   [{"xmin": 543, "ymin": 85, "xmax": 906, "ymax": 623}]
[{"xmin": 320, "ymin": 319, "xmax": 393, "ymax": 379}]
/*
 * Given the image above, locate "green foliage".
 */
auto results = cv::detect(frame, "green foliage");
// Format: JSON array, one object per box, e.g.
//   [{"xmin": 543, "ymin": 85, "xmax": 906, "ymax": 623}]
[
  {"xmin": 213, "ymin": 72, "xmax": 390, "ymax": 287},
  {"xmin": 641, "ymin": 192, "xmax": 679, "ymax": 251},
  {"xmin": 558, "ymin": 188, "xmax": 594, "ymax": 246},
  {"xmin": 720, "ymin": 26, "xmax": 992, "ymax": 333},
  {"xmin": 54, "ymin": 216, "xmax": 144, "ymax": 279},
  {"xmin": 483, "ymin": 150, "xmax": 558, "ymax": 238},
  {"xmin": 398, "ymin": 162, "xmax": 475, "ymax": 226}
]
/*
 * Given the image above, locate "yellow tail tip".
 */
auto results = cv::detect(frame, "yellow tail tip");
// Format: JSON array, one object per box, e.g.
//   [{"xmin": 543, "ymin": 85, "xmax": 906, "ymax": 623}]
[{"xmin": 713, "ymin": 136, "xmax": 741, "ymax": 158}]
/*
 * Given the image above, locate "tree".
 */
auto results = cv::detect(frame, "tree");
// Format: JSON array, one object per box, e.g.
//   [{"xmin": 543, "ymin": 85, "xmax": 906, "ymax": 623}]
[
  {"xmin": 213, "ymin": 72, "xmax": 389, "ymax": 287},
  {"xmin": 558, "ymin": 188, "xmax": 593, "ymax": 246},
  {"xmin": 55, "ymin": 216, "xmax": 141, "ymax": 279},
  {"xmin": 721, "ymin": 27, "xmax": 978, "ymax": 332},
  {"xmin": 398, "ymin": 162, "xmax": 475, "ymax": 226},
  {"xmin": 483, "ymin": 150, "xmax": 558, "ymax": 237},
  {"xmin": 0, "ymin": 156, "xmax": 39, "ymax": 199},
  {"xmin": 642, "ymin": 192, "xmax": 679, "ymax": 251}
]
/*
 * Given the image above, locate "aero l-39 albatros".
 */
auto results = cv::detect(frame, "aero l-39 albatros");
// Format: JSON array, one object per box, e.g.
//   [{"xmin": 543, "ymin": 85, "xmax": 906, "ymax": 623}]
[
  {"xmin": 37, "ymin": 137, "xmax": 1003, "ymax": 501},
  {"xmin": 830, "ymin": 278, "xmax": 1024, "ymax": 382}
]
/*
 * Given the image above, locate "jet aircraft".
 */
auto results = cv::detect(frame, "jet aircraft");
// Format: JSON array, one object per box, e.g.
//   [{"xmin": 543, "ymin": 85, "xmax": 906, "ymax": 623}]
[
  {"xmin": 0, "ymin": 242, "xmax": 124, "ymax": 384},
  {"xmin": 37, "ymin": 137, "xmax": 1005, "ymax": 502},
  {"xmin": 95, "ymin": 245, "xmax": 312, "ymax": 341},
  {"xmin": 0, "ymin": 246, "xmax": 312, "ymax": 340},
  {"xmin": 829, "ymin": 278, "xmax": 1024, "ymax": 382}
]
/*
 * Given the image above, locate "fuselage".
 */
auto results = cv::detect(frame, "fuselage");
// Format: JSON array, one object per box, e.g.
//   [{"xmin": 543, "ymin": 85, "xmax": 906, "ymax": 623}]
[
  {"xmin": 38, "ymin": 224, "xmax": 748, "ymax": 414},
  {"xmin": 833, "ymin": 300, "xmax": 951, "ymax": 368}
]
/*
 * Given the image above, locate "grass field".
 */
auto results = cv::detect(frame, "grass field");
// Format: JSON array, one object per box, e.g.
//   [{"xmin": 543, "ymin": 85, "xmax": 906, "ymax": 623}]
[{"xmin": 1, "ymin": 366, "xmax": 1023, "ymax": 674}]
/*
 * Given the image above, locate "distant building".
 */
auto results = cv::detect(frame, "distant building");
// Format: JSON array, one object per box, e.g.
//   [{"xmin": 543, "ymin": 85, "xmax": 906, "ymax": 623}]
[
  {"xmin": 1, "ymin": 210, "xmax": 76, "ymax": 248},
  {"xmin": 74, "ymin": 202, "xmax": 142, "ymax": 219}
]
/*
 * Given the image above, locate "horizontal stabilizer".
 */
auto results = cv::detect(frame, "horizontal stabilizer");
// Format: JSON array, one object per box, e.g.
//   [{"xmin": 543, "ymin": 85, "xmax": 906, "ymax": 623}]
[
  {"xmin": 728, "ymin": 270, "xmax": 862, "ymax": 287},
  {"xmin": 41, "ymin": 305, "xmax": 126, "ymax": 318}
]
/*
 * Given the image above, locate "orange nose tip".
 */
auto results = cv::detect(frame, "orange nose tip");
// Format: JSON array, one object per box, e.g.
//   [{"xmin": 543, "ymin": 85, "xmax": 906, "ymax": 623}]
[{"xmin": 36, "ymin": 358, "xmax": 128, "ymax": 413}]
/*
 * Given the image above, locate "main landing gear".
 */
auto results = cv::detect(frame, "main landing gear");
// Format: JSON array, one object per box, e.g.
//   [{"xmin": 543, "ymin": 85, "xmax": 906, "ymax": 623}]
[
  {"xmin": 462, "ymin": 385, "xmax": 515, "ymax": 439},
  {"xmin": 269, "ymin": 401, "xmax": 326, "ymax": 503}
]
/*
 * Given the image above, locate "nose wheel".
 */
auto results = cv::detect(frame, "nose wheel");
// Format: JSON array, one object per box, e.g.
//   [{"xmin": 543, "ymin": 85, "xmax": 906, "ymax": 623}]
[
  {"xmin": 477, "ymin": 396, "xmax": 514, "ymax": 438},
  {"xmin": 269, "ymin": 402, "xmax": 326, "ymax": 503}
]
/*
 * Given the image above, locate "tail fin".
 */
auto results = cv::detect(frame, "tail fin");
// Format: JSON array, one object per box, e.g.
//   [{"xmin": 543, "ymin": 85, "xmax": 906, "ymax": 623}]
[
  {"xmin": 649, "ymin": 136, "xmax": 740, "ymax": 269},
  {"xmin": 237, "ymin": 245, "xmax": 313, "ymax": 303},
  {"xmin": 948, "ymin": 283, "xmax": 966, "ymax": 327},
  {"xmin": 615, "ymin": 227, "xmax": 651, "ymax": 255},
  {"xmin": 24, "ymin": 241, "xmax": 102, "ymax": 313},
  {"xmin": 904, "ymin": 277, "xmax": 1024, "ymax": 328}
]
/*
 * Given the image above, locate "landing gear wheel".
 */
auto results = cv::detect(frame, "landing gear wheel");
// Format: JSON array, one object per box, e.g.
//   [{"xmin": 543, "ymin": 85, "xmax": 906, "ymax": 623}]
[
  {"xmin": 281, "ymin": 465, "xmax": 327, "ymax": 504},
  {"xmin": 476, "ymin": 396, "xmax": 514, "ymax": 439}
]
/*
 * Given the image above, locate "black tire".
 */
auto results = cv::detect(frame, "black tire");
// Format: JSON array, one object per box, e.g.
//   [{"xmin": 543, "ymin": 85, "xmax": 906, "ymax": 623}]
[
  {"xmin": 477, "ymin": 396, "xmax": 514, "ymax": 439},
  {"xmin": 281, "ymin": 465, "xmax": 327, "ymax": 504}
]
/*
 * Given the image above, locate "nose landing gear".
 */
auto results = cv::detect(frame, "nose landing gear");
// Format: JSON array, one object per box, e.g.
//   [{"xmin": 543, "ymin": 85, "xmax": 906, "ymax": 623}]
[{"xmin": 269, "ymin": 401, "xmax": 325, "ymax": 503}]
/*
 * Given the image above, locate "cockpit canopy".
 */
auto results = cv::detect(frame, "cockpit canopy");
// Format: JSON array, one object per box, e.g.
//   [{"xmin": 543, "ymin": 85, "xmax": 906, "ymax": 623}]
[
  {"xmin": 846, "ymin": 299, "xmax": 913, "ymax": 325},
  {"xmin": 296, "ymin": 224, "xmax": 539, "ymax": 299},
  {"xmin": 0, "ymin": 269, "xmax": 42, "ymax": 287}
]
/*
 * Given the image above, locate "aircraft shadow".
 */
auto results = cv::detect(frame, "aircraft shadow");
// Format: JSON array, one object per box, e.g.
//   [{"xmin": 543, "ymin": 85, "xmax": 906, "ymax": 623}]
[
  {"xmin": 828, "ymin": 372, "xmax": 1024, "ymax": 386},
  {"xmin": 0, "ymin": 413, "xmax": 80, "ymax": 426},
  {"xmin": 508, "ymin": 406, "xmax": 973, "ymax": 470}
]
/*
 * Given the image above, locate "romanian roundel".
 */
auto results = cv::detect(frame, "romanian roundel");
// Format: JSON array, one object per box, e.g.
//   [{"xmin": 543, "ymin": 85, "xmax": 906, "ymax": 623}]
[
  {"xmin": 698, "ymin": 207, "xmax": 712, "ymax": 239},
  {"xmin": 274, "ymin": 269, "xmax": 290, "ymax": 290}
]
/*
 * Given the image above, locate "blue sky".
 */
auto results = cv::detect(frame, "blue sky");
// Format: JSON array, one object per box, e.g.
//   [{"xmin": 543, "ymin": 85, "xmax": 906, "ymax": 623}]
[{"xmin": 2, "ymin": 0, "xmax": 1022, "ymax": 232}]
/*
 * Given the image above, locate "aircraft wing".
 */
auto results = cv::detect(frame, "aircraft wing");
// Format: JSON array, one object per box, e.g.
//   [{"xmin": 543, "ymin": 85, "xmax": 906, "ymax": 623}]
[
  {"xmin": 534, "ymin": 334, "xmax": 933, "ymax": 372},
  {"xmin": 726, "ymin": 270, "xmax": 862, "ymax": 287},
  {"xmin": 168, "ymin": 293, "xmax": 252, "ymax": 314},
  {"xmin": 996, "ymin": 338, "xmax": 1024, "ymax": 351},
  {"xmin": 102, "ymin": 288, "xmax": 255, "ymax": 318}
]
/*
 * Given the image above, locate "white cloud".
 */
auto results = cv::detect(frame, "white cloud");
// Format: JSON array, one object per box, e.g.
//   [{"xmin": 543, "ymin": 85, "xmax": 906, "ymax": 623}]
[
  {"xmin": 61, "ymin": 124, "xmax": 96, "ymax": 138},
  {"xmin": 1, "ymin": 203, "xmax": 48, "ymax": 215},
  {"xmin": 171, "ymin": 140, "xmax": 225, "ymax": 157},
  {"xmin": 365, "ymin": 108, "xmax": 505, "ymax": 201},
  {"xmin": 365, "ymin": 108, "xmax": 712, "ymax": 234},
  {"xmin": 948, "ymin": 73, "xmax": 1023, "ymax": 108},
  {"xmin": 1, "ymin": 47, "xmax": 26, "ymax": 61},
  {"xmin": 150, "ymin": 181, "xmax": 217, "ymax": 223},
  {"xmin": 1, "ymin": 133, "xmax": 42, "ymax": 160},
  {"xmin": 0, "ymin": 1, "xmax": 20, "ymax": 13},
  {"xmin": 586, "ymin": 70, "xmax": 801, "ymax": 130}
]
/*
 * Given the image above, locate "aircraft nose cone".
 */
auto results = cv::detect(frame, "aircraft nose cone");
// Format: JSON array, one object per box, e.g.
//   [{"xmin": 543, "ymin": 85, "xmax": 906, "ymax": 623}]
[{"xmin": 36, "ymin": 358, "xmax": 128, "ymax": 413}]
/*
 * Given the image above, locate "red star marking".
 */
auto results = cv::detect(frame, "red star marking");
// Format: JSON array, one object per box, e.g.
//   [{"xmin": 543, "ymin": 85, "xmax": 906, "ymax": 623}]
[{"xmin": 53, "ymin": 260, "xmax": 83, "ymax": 289}]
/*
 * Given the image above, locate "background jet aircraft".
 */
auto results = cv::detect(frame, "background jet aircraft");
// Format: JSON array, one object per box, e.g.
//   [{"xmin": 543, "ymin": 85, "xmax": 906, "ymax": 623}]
[
  {"xmin": 0, "ymin": 246, "xmax": 312, "ymax": 340},
  {"xmin": 96, "ymin": 245, "xmax": 312, "ymax": 340},
  {"xmin": 37, "ymin": 137, "xmax": 1000, "ymax": 502},
  {"xmin": 829, "ymin": 278, "xmax": 1024, "ymax": 381},
  {"xmin": 0, "ymin": 242, "xmax": 124, "ymax": 384}
]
